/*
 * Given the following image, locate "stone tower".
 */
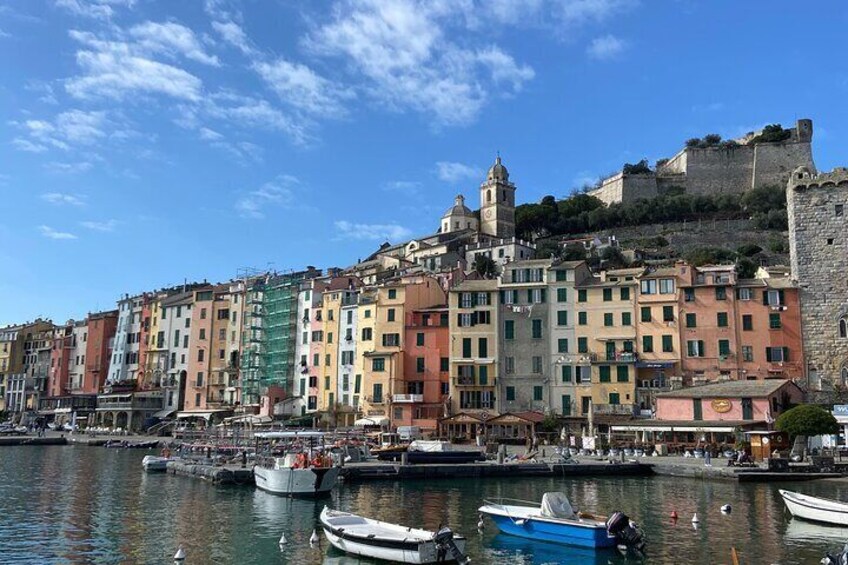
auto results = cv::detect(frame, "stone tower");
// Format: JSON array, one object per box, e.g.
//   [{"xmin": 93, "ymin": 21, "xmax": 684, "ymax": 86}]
[
  {"xmin": 787, "ymin": 166, "xmax": 848, "ymax": 391},
  {"xmin": 480, "ymin": 156, "xmax": 516, "ymax": 238}
]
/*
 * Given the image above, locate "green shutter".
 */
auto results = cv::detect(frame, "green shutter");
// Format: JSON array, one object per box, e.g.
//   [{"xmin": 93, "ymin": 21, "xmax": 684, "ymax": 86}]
[
  {"xmin": 558, "ymin": 338, "xmax": 568, "ymax": 353},
  {"xmin": 599, "ymin": 366, "xmax": 611, "ymax": 382},
  {"xmin": 505, "ymin": 320, "xmax": 515, "ymax": 340},
  {"xmin": 557, "ymin": 288, "xmax": 567, "ymax": 302},
  {"xmin": 479, "ymin": 365, "xmax": 488, "ymax": 385},
  {"xmin": 622, "ymin": 312, "xmax": 631, "ymax": 326},
  {"xmin": 462, "ymin": 338, "xmax": 471, "ymax": 358},
  {"xmin": 641, "ymin": 307, "xmax": 651, "ymax": 322},
  {"xmin": 662, "ymin": 335, "xmax": 673, "ymax": 352},
  {"xmin": 561, "ymin": 365, "xmax": 572, "ymax": 382},
  {"xmin": 643, "ymin": 336, "xmax": 653, "ymax": 352},
  {"xmin": 617, "ymin": 365, "xmax": 629, "ymax": 382},
  {"xmin": 557, "ymin": 310, "xmax": 568, "ymax": 326},
  {"xmin": 506, "ymin": 386, "xmax": 515, "ymax": 401}
]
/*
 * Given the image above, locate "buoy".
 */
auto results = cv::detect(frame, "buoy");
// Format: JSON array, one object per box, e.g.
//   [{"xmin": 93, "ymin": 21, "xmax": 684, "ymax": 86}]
[
  {"xmin": 691, "ymin": 513, "xmax": 699, "ymax": 523},
  {"xmin": 310, "ymin": 529, "xmax": 319, "ymax": 546},
  {"xmin": 173, "ymin": 545, "xmax": 186, "ymax": 563},
  {"xmin": 670, "ymin": 511, "xmax": 678, "ymax": 520},
  {"xmin": 279, "ymin": 533, "xmax": 287, "ymax": 546},
  {"xmin": 721, "ymin": 504, "xmax": 732, "ymax": 514}
]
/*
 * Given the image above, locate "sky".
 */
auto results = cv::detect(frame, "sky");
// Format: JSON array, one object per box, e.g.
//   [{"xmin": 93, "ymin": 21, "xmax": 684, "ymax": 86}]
[{"xmin": 1, "ymin": 0, "xmax": 846, "ymax": 325}]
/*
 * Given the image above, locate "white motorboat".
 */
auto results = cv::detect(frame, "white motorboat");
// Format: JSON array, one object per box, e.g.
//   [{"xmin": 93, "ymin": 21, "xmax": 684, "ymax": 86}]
[
  {"xmin": 141, "ymin": 455, "xmax": 170, "ymax": 473},
  {"xmin": 780, "ymin": 490, "xmax": 848, "ymax": 526},
  {"xmin": 320, "ymin": 506, "xmax": 469, "ymax": 564},
  {"xmin": 253, "ymin": 431, "xmax": 340, "ymax": 497}
]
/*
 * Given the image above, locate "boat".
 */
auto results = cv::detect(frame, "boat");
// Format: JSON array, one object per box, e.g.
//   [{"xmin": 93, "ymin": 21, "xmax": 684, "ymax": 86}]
[
  {"xmin": 319, "ymin": 506, "xmax": 469, "ymax": 564},
  {"xmin": 141, "ymin": 455, "xmax": 170, "ymax": 472},
  {"xmin": 376, "ymin": 440, "xmax": 485, "ymax": 464},
  {"xmin": 104, "ymin": 440, "xmax": 159, "ymax": 449},
  {"xmin": 478, "ymin": 492, "xmax": 645, "ymax": 553},
  {"xmin": 253, "ymin": 431, "xmax": 340, "ymax": 497},
  {"xmin": 779, "ymin": 489, "xmax": 848, "ymax": 526}
]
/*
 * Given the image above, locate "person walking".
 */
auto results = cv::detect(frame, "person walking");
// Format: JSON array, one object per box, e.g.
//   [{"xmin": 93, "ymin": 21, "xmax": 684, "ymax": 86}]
[{"xmin": 705, "ymin": 447, "xmax": 712, "ymax": 467}]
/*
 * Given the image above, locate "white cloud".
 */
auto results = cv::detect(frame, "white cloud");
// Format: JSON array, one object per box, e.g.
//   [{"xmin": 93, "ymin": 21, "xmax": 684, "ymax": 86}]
[
  {"xmin": 44, "ymin": 161, "xmax": 93, "ymax": 174},
  {"xmin": 41, "ymin": 192, "xmax": 85, "ymax": 206},
  {"xmin": 558, "ymin": 0, "xmax": 634, "ymax": 25},
  {"xmin": 199, "ymin": 127, "xmax": 224, "ymax": 141},
  {"xmin": 55, "ymin": 0, "xmax": 135, "ymax": 20},
  {"xmin": 212, "ymin": 20, "xmax": 253, "ymax": 55},
  {"xmin": 254, "ymin": 58, "xmax": 354, "ymax": 117},
  {"xmin": 586, "ymin": 34, "xmax": 626, "ymax": 60},
  {"xmin": 383, "ymin": 181, "xmax": 421, "ymax": 196},
  {"xmin": 335, "ymin": 220, "xmax": 412, "ymax": 242},
  {"xmin": 0, "ymin": 28, "xmax": 10, "ymax": 39},
  {"xmin": 204, "ymin": 93, "xmax": 308, "ymax": 145},
  {"xmin": 236, "ymin": 175, "xmax": 298, "ymax": 219},
  {"xmin": 80, "ymin": 219, "xmax": 117, "ymax": 231},
  {"xmin": 211, "ymin": 139, "xmax": 263, "ymax": 164},
  {"xmin": 436, "ymin": 161, "xmax": 480, "ymax": 183},
  {"xmin": 128, "ymin": 21, "xmax": 219, "ymax": 66},
  {"xmin": 12, "ymin": 138, "xmax": 49, "ymax": 153},
  {"xmin": 13, "ymin": 109, "xmax": 107, "ymax": 152},
  {"xmin": 38, "ymin": 225, "xmax": 78, "ymax": 240}
]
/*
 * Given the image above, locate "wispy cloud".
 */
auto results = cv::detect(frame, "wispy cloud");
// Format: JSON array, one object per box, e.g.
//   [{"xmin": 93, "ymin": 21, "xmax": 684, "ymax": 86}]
[
  {"xmin": 13, "ymin": 109, "xmax": 106, "ymax": 152},
  {"xmin": 38, "ymin": 225, "xmax": 78, "ymax": 240},
  {"xmin": 335, "ymin": 220, "xmax": 412, "ymax": 242},
  {"xmin": 198, "ymin": 127, "xmax": 224, "ymax": 141},
  {"xmin": 44, "ymin": 161, "xmax": 93, "ymax": 174},
  {"xmin": 128, "ymin": 21, "xmax": 220, "ymax": 66},
  {"xmin": 0, "ymin": 28, "xmax": 10, "ymax": 39},
  {"xmin": 55, "ymin": 0, "xmax": 136, "ymax": 21},
  {"xmin": 41, "ymin": 192, "xmax": 85, "ymax": 206},
  {"xmin": 235, "ymin": 175, "xmax": 298, "ymax": 219},
  {"xmin": 586, "ymin": 34, "xmax": 627, "ymax": 60},
  {"xmin": 211, "ymin": 20, "xmax": 254, "ymax": 55},
  {"xmin": 436, "ymin": 161, "xmax": 480, "ymax": 183},
  {"xmin": 383, "ymin": 181, "xmax": 422, "ymax": 196},
  {"xmin": 80, "ymin": 219, "xmax": 117, "ymax": 231},
  {"xmin": 254, "ymin": 58, "xmax": 354, "ymax": 118}
]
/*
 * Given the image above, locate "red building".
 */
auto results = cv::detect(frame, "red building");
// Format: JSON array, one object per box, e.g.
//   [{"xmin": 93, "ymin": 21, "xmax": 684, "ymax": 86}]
[
  {"xmin": 48, "ymin": 322, "xmax": 75, "ymax": 398},
  {"xmin": 82, "ymin": 310, "xmax": 118, "ymax": 394},
  {"xmin": 395, "ymin": 306, "xmax": 450, "ymax": 433}
]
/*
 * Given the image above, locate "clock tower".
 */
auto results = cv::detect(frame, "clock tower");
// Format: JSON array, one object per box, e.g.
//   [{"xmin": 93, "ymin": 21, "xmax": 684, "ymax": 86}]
[{"xmin": 480, "ymin": 155, "xmax": 516, "ymax": 238}]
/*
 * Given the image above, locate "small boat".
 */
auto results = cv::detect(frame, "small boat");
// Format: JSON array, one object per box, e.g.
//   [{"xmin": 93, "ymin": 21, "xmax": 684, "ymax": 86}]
[
  {"xmin": 104, "ymin": 440, "xmax": 159, "ymax": 449},
  {"xmin": 142, "ymin": 455, "xmax": 170, "ymax": 472},
  {"xmin": 780, "ymin": 490, "xmax": 848, "ymax": 526},
  {"xmin": 478, "ymin": 492, "xmax": 645, "ymax": 553},
  {"xmin": 253, "ymin": 431, "xmax": 340, "ymax": 497},
  {"xmin": 319, "ymin": 506, "xmax": 469, "ymax": 564},
  {"xmin": 376, "ymin": 440, "xmax": 485, "ymax": 464}
]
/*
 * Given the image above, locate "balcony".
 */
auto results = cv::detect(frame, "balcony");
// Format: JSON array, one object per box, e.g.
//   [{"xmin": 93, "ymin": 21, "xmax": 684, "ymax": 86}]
[
  {"xmin": 392, "ymin": 394, "xmax": 424, "ymax": 403},
  {"xmin": 589, "ymin": 352, "xmax": 638, "ymax": 363},
  {"xmin": 593, "ymin": 403, "xmax": 636, "ymax": 416}
]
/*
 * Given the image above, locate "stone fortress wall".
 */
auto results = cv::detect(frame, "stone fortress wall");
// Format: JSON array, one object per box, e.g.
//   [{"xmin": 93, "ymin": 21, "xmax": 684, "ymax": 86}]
[
  {"xmin": 787, "ymin": 166, "xmax": 848, "ymax": 389},
  {"xmin": 590, "ymin": 119, "xmax": 815, "ymax": 205}
]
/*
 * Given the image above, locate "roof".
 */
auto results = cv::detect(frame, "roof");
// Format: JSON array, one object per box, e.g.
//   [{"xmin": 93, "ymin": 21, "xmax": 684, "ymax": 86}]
[
  {"xmin": 656, "ymin": 379, "xmax": 798, "ymax": 399},
  {"xmin": 486, "ymin": 156, "xmax": 509, "ymax": 182},
  {"xmin": 549, "ymin": 260, "xmax": 585, "ymax": 270},
  {"xmin": 161, "ymin": 291, "xmax": 196, "ymax": 308},
  {"xmin": 503, "ymin": 258, "xmax": 553, "ymax": 268},
  {"xmin": 442, "ymin": 195, "xmax": 475, "ymax": 219},
  {"xmin": 451, "ymin": 279, "xmax": 498, "ymax": 292},
  {"xmin": 640, "ymin": 267, "xmax": 679, "ymax": 278}
]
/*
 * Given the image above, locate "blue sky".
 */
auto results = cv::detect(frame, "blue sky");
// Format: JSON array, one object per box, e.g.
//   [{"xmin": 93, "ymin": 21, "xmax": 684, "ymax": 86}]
[{"xmin": 1, "ymin": 0, "xmax": 846, "ymax": 325}]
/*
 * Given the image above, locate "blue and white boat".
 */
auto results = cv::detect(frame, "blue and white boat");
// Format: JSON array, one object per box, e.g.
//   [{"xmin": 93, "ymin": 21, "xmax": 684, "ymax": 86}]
[{"xmin": 478, "ymin": 492, "xmax": 645, "ymax": 554}]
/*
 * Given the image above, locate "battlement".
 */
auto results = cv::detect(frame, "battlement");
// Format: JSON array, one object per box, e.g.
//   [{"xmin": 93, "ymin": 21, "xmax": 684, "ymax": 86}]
[{"xmin": 788, "ymin": 166, "xmax": 848, "ymax": 189}]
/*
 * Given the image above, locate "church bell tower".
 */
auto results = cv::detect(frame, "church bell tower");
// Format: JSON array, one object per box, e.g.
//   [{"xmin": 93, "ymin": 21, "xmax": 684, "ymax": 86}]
[{"xmin": 480, "ymin": 155, "xmax": 516, "ymax": 238}]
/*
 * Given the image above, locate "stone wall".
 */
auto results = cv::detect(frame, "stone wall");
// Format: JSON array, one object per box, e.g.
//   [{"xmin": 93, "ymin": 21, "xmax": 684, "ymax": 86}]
[
  {"xmin": 588, "ymin": 172, "xmax": 658, "ymax": 205},
  {"xmin": 676, "ymin": 144, "xmax": 756, "ymax": 194},
  {"xmin": 753, "ymin": 141, "xmax": 816, "ymax": 189},
  {"xmin": 787, "ymin": 167, "xmax": 848, "ymax": 388}
]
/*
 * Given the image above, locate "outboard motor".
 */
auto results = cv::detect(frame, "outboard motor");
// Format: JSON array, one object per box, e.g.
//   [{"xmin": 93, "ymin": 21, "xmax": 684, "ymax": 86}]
[
  {"xmin": 433, "ymin": 527, "xmax": 470, "ymax": 564},
  {"xmin": 606, "ymin": 511, "xmax": 646, "ymax": 555},
  {"xmin": 822, "ymin": 543, "xmax": 848, "ymax": 565}
]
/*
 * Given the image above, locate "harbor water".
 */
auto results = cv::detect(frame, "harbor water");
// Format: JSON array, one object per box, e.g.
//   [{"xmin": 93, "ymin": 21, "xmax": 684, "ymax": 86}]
[{"xmin": 2, "ymin": 446, "xmax": 847, "ymax": 564}]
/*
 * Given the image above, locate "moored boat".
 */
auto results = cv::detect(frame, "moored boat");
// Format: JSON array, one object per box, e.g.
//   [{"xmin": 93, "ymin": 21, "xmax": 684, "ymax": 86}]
[
  {"xmin": 141, "ymin": 455, "xmax": 170, "ymax": 472},
  {"xmin": 478, "ymin": 492, "xmax": 645, "ymax": 554},
  {"xmin": 319, "ymin": 506, "xmax": 469, "ymax": 564},
  {"xmin": 779, "ymin": 489, "xmax": 848, "ymax": 526},
  {"xmin": 376, "ymin": 440, "xmax": 485, "ymax": 464},
  {"xmin": 253, "ymin": 431, "xmax": 340, "ymax": 497}
]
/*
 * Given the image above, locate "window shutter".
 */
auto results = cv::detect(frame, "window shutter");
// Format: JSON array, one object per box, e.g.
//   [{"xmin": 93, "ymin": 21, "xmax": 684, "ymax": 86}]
[
  {"xmin": 471, "ymin": 293, "xmax": 477, "ymax": 307},
  {"xmin": 540, "ymin": 289, "xmax": 546, "ymax": 303},
  {"xmin": 766, "ymin": 348, "xmax": 772, "ymax": 362},
  {"xmin": 512, "ymin": 290, "xmax": 519, "ymax": 304},
  {"xmin": 762, "ymin": 291, "xmax": 769, "ymax": 305},
  {"xmin": 456, "ymin": 314, "xmax": 462, "ymax": 326},
  {"xmin": 499, "ymin": 290, "xmax": 505, "ymax": 304},
  {"xmin": 471, "ymin": 312, "xmax": 478, "ymax": 326},
  {"xmin": 698, "ymin": 341, "xmax": 704, "ymax": 356},
  {"xmin": 783, "ymin": 347, "xmax": 790, "ymax": 361},
  {"xmin": 779, "ymin": 290, "xmax": 785, "ymax": 305},
  {"xmin": 735, "ymin": 289, "xmax": 740, "ymax": 299},
  {"xmin": 527, "ymin": 289, "xmax": 533, "ymax": 303}
]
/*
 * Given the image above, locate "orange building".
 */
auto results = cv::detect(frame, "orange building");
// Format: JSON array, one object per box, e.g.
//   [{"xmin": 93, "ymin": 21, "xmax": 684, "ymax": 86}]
[{"xmin": 82, "ymin": 310, "xmax": 118, "ymax": 394}]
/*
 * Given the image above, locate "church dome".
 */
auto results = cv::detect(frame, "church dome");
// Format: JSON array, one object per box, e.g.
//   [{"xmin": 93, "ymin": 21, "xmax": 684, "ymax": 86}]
[
  {"xmin": 442, "ymin": 194, "xmax": 473, "ymax": 219},
  {"xmin": 487, "ymin": 156, "xmax": 509, "ymax": 182}
]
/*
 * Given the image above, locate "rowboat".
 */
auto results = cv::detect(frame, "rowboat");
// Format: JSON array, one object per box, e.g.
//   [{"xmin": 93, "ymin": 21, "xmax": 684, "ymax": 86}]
[
  {"xmin": 478, "ymin": 492, "xmax": 645, "ymax": 553},
  {"xmin": 319, "ymin": 506, "xmax": 469, "ymax": 564},
  {"xmin": 779, "ymin": 490, "xmax": 848, "ymax": 526}
]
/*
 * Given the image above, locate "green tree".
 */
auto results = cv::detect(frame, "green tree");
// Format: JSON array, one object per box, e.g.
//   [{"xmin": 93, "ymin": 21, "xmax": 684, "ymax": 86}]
[
  {"xmin": 775, "ymin": 405, "xmax": 839, "ymax": 439},
  {"xmin": 749, "ymin": 124, "xmax": 791, "ymax": 144},
  {"xmin": 533, "ymin": 239, "xmax": 562, "ymax": 260},
  {"xmin": 541, "ymin": 414, "xmax": 559, "ymax": 433},
  {"xmin": 623, "ymin": 159, "xmax": 651, "ymax": 175},
  {"xmin": 736, "ymin": 244, "xmax": 763, "ymax": 257},
  {"xmin": 472, "ymin": 255, "xmax": 499, "ymax": 279},
  {"xmin": 735, "ymin": 257, "xmax": 758, "ymax": 279}
]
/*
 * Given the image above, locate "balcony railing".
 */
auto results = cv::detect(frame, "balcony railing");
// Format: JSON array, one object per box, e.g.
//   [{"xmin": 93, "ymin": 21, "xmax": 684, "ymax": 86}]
[
  {"xmin": 589, "ymin": 352, "xmax": 638, "ymax": 363},
  {"xmin": 593, "ymin": 403, "xmax": 636, "ymax": 415},
  {"xmin": 392, "ymin": 394, "xmax": 424, "ymax": 403}
]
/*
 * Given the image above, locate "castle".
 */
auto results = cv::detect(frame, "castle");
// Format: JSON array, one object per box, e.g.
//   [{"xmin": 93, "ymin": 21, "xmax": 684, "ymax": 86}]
[
  {"xmin": 590, "ymin": 119, "xmax": 816, "ymax": 204},
  {"xmin": 787, "ymin": 166, "xmax": 848, "ymax": 391}
]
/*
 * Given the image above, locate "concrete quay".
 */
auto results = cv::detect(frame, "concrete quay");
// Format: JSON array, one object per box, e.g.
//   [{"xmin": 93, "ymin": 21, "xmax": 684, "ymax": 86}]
[
  {"xmin": 0, "ymin": 436, "xmax": 68, "ymax": 446},
  {"xmin": 166, "ymin": 460, "xmax": 255, "ymax": 485}
]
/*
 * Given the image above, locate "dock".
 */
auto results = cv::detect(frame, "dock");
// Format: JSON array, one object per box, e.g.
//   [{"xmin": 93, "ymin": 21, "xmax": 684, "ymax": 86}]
[
  {"xmin": 0, "ymin": 436, "xmax": 67, "ymax": 446},
  {"xmin": 166, "ymin": 460, "xmax": 255, "ymax": 485}
]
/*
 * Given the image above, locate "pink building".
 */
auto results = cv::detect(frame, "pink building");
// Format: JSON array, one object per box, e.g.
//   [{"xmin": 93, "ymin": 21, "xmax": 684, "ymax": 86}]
[{"xmin": 655, "ymin": 379, "xmax": 803, "ymax": 423}]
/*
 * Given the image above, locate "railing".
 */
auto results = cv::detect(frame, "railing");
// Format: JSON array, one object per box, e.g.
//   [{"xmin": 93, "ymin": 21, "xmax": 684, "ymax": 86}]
[
  {"xmin": 589, "ymin": 352, "xmax": 638, "ymax": 363},
  {"xmin": 392, "ymin": 394, "xmax": 424, "ymax": 403},
  {"xmin": 593, "ymin": 404, "xmax": 636, "ymax": 415}
]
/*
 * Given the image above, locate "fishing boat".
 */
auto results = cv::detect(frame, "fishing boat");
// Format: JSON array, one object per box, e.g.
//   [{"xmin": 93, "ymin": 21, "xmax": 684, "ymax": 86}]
[
  {"xmin": 779, "ymin": 490, "xmax": 848, "ymax": 526},
  {"xmin": 319, "ymin": 506, "xmax": 469, "ymax": 564},
  {"xmin": 253, "ymin": 431, "xmax": 340, "ymax": 497},
  {"xmin": 478, "ymin": 492, "xmax": 645, "ymax": 553},
  {"xmin": 141, "ymin": 455, "xmax": 170, "ymax": 472}
]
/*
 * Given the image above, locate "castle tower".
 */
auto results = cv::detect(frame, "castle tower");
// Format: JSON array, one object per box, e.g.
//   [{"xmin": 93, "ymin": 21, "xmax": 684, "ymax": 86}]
[
  {"xmin": 480, "ymin": 156, "xmax": 516, "ymax": 238},
  {"xmin": 787, "ymin": 166, "xmax": 848, "ymax": 392}
]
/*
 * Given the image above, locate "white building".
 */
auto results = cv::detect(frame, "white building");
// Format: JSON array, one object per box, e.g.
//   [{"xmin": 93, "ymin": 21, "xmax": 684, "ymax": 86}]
[
  {"xmin": 159, "ymin": 291, "xmax": 194, "ymax": 414},
  {"xmin": 109, "ymin": 294, "xmax": 144, "ymax": 383}
]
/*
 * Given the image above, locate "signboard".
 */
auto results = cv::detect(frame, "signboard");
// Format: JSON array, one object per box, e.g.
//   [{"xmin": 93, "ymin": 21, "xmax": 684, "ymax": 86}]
[
  {"xmin": 711, "ymin": 399, "xmax": 732, "ymax": 413},
  {"xmin": 833, "ymin": 405, "xmax": 848, "ymax": 416},
  {"xmin": 367, "ymin": 410, "xmax": 386, "ymax": 416}
]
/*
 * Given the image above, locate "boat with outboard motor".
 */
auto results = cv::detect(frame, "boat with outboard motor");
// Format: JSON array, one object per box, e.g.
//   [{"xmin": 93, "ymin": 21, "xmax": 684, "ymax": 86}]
[
  {"xmin": 253, "ymin": 431, "xmax": 340, "ymax": 497},
  {"xmin": 319, "ymin": 506, "xmax": 469, "ymax": 564},
  {"xmin": 478, "ymin": 492, "xmax": 645, "ymax": 554}
]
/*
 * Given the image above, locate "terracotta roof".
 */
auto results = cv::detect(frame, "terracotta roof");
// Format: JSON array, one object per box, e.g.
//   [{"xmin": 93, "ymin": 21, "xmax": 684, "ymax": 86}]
[{"xmin": 656, "ymin": 379, "xmax": 797, "ymax": 399}]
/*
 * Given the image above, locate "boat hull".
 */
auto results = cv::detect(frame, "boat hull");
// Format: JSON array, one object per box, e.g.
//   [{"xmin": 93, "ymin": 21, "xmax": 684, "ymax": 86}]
[
  {"xmin": 141, "ymin": 455, "xmax": 169, "ymax": 473},
  {"xmin": 480, "ymin": 506, "xmax": 616, "ymax": 549},
  {"xmin": 322, "ymin": 527, "xmax": 466, "ymax": 564},
  {"xmin": 780, "ymin": 489, "xmax": 848, "ymax": 526},
  {"xmin": 254, "ymin": 465, "xmax": 340, "ymax": 497},
  {"xmin": 376, "ymin": 451, "xmax": 485, "ymax": 464}
]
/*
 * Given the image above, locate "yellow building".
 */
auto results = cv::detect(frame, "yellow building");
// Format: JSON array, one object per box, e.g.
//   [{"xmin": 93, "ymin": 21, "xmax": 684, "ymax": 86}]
[
  {"xmin": 318, "ymin": 287, "xmax": 342, "ymax": 412},
  {"xmin": 0, "ymin": 324, "xmax": 25, "ymax": 413},
  {"xmin": 142, "ymin": 294, "xmax": 166, "ymax": 388},
  {"xmin": 575, "ymin": 268, "xmax": 641, "ymax": 417},
  {"xmin": 355, "ymin": 290, "xmax": 377, "ymax": 419}
]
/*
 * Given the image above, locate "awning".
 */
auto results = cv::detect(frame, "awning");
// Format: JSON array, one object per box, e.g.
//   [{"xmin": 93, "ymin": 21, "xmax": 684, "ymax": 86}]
[
  {"xmin": 176, "ymin": 410, "xmax": 231, "ymax": 420},
  {"xmin": 354, "ymin": 417, "xmax": 389, "ymax": 427},
  {"xmin": 153, "ymin": 409, "xmax": 175, "ymax": 419}
]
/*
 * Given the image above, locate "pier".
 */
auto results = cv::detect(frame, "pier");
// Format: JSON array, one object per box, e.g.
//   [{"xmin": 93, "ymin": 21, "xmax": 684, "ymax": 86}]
[{"xmin": 166, "ymin": 460, "xmax": 255, "ymax": 485}]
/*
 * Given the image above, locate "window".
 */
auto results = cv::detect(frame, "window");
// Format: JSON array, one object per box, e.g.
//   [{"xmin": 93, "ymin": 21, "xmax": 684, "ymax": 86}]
[
  {"xmin": 200, "ymin": 308, "xmax": 207, "ymax": 319},
  {"xmin": 388, "ymin": 289, "xmax": 397, "ymax": 299},
  {"xmin": 742, "ymin": 315, "xmax": 753, "ymax": 331},
  {"xmin": 354, "ymin": 374, "xmax": 361, "ymax": 393},
  {"xmin": 837, "ymin": 204, "xmax": 844, "ymax": 217},
  {"xmin": 742, "ymin": 346, "xmax": 753, "ymax": 362},
  {"xmin": 578, "ymin": 289, "xmax": 587, "ymax": 302},
  {"xmin": 685, "ymin": 313, "xmax": 697, "ymax": 328},
  {"xmin": 372, "ymin": 383, "xmax": 383, "ymax": 403},
  {"xmin": 505, "ymin": 356, "xmax": 515, "ymax": 374},
  {"xmin": 684, "ymin": 288, "xmax": 695, "ymax": 302},
  {"xmin": 640, "ymin": 280, "xmax": 657, "ymax": 295},
  {"xmin": 364, "ymin": 309, "xmax": 371, "ymax": 318},
  {"xmin": 313, "ymin": 353, "xmax": 320, "ymax": 367},
  {"xmin": 416, "ymin": 357, "xmax": 425, "ymax": 373},
  {"xmin": 219, "ymin": 349, "xmax": 225, "ymax": 360},
  {"xmin": 603, "ymin": 288, "xmax": 612, "ymax": 301},
  {"xmin": 718, "ymin": 340, "xmax": 731, "ymax": 357},
  {"xmin": 717, "ymin": 312, "xmax": 728, "ymax": 327},
  {"xmin": 416, "ymin": 332, "xmax": 424, "ymax": 346},
  {"xmin": 738, "ymin": 288, "xmax": 753, "ymax": 301},
  {"xmin": 765, "ymin": 290, "xmax": 784, "ymax": 306},
  {"xmin": 640, "ymin": 307, "xmax": 651, "ymax": 323},
  {"xmin": 578, "ymin": 337, "xmax": 588, "ymax": 353},
  {"xmin": 557, "ymin": 311, "xmax": 568, "ymax": 326},
  {"xmin": 693, "ymin": 399, "xmax": 702, "ymax": 421},
  {"xmin": 477, "ymin": 292, "xmax": 490, "ymax": 306},
  {"xmin": 621, "ymin": 312, "xmax": 631, "ymax": 326},
  {"xmin": 199, "ymin": 328, "xmax": 206, "ymax": 340},
  {"xmin": 528, "ymin": 288, "xmax": 545, "ymax": 304},
  {"xmin": 387, "ymin": 308, "xmax": 396, "ymax": 322},
  {"xmin": 324, "ymin": 376, "xmax": 331, "ymax": 390},
  {"xmin": 479, "ymin": 366, "xmax": 489, "ymax": 385},
  {"xmin": 617, "ymin": 365, "xmax": 629, "ymax": 382},
  {"xmin": 458, "ymin": 313, "xmax": 474, "ymax": 327},
  {"xmin": 578, "ymin": 311, "xmax": 587, "ymax": 325},
  {"xmin": 504, "ymin": 320, "xmax": 515, "ymax": 340},
  {"xmin": 715, "ymin": 287, "xmax": 727, "ymax": 300},
  {"xmin": 462, "ymin": 338, "xmax": 472, "ymax": 358},
  {"xmin": 325, "ymin": 354, "xmax": 331, "ymax": 367},
  {"xmin": 502, "ymin": 290, "xmax": 518, "ymax": 305},
  {"xmin": 533, "ymin": 386, "xmax": 543, "ymax": 401},
  {"xmin": 599, "ymin": 365, "xmax": 611, "ymax": 382},
  {"xmin": 327, "ymin": 332, "xmax": 334, "ymax": 344},
  {"xmin": 642, "ymin": 336, "xmax": 653, "ymax": 353},
  {"xmin": 662, "ymin": 306, "xmax": 674, "ymax": 322},
  {"xmin": 196, "ymin": 372, "xmax": 204, "ymax": 387},
  {"xmin": 531, "ymin": 319, "xmax": 543, "ymax": 339},
  {"xmin": 381, "ymin": 333, "xmax": 400, "ymax": 347},
  {"xmin": 687, "ymin": 340, "xmax": 705, "ymax": 357},
  {"xmin": 560, "ymin": 365, "xmax": 573, "ymax": 383},
  {"xmin": 662, "ymin": 335, "xmax": 673, "ymax": 352},
  {"xmin": 659, "ymin": 278, "xmax": 675, "ymax": 294},
  {"xmin": 620, "ymin": 287, "xmax": 630, "ymax": 300},
  {"xmin": 557, "ymin": 288, "xmax": 568, "ymax": 302},
  {"xmin": 766, "ymin": 347, "xmax": 790, "ymax": 363},
  {"xmin": 608, "ymin": 392, "xmax": 621, "ymax": 405},
  {"xmin": 841, "ymin": 318, "xmax": 848, "ymax": 339},
  {"xmin": 557, "ymin": 338, "xmax": 569, "ymax": 353},
  {"xmin": 197, "ymin": 349, "xmax": 205, "ymax": 362},
  {"xmin": 604, "ymin": 313, "xmax": 613, "ymax": 327},
  {"xmin": 478, "ymin": 338, "xmax": 488, "ymax": 358},
  {"xmin": 372, "ymin": 358, "xmax": 385, "ymax": 371},
  {"xmin": 769, "ymin": 313, "xmax": 782, "ymax": 329},
  {"xmin": 532, "ymin": 356, "xmax": 542, "ymax": 374},
  {"xmin": 506, "ymin": 386, "xmax": 515, "ymax": 401},
  {"xmin": 556, "ymin": 270, "xmax": 567, "ymax": 282},
  {"xmin": 361, "ymin": 327, "xmax": 373, "ymax": 341}
]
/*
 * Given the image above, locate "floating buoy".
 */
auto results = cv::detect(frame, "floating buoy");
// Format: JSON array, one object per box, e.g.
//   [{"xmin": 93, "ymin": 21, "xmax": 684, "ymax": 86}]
[
  {"xmin": 691, "ymin": 513, "xmax": 699, "ymax": 523},
  {"xmin": 310, "ymin": 529, "xmax": 319, "ymax": 547},
  {"xmin": 173, "ymin": 545, "xmax": 186, "ymax": 563},
  {"xmin": 670, "ymin": 511, "xmax": 678, "ymax": 520},
  {"xmin": 279, "ymin": 533, "xmax": 287, "ymax": 546},
  {"xmin": 721, "ymin": 504, "xmax": 732, "ymax": 514}
]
